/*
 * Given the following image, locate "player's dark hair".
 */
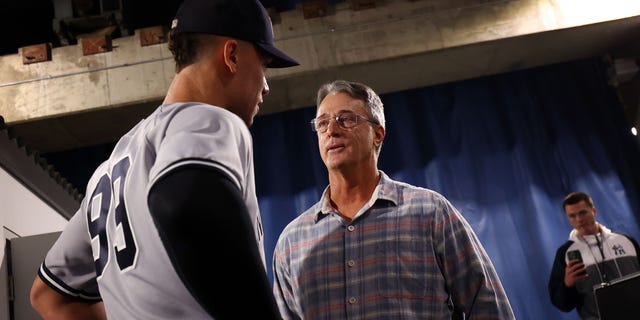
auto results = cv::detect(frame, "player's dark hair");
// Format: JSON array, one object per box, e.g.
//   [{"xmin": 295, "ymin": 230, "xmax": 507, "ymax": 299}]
[
  {"xmin": 168, "ymin": 32, "xmax": 212, "ymax": 72},
  {"xmin": 562, "ymin": 191, "xmax": 594, "ymax": 211}
]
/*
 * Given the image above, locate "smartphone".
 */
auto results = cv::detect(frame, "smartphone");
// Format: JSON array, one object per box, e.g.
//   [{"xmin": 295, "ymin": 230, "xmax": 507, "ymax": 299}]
[
  {"xmin": 567, "ymin": 250, "xmax": 587, "ymax": 276},
  {"xmin": 567, "ymin": 250, "xmax": 583, "ymax": 262}
]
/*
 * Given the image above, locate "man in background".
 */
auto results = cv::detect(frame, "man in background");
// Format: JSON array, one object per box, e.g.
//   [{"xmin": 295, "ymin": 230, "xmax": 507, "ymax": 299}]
[
  {"xmin": 549, "ymin": 191, "xmax": 640, "ymax": 319},
  {"xmin": 30, "ymin": 0, "xmax": 298, "ymax": 318}
]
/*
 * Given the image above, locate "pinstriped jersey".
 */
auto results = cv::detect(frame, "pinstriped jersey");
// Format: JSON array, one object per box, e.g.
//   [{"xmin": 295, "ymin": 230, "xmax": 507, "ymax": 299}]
[{"xmin": 38, "ymin": 102, "xmax": 264, "ymax": 319}]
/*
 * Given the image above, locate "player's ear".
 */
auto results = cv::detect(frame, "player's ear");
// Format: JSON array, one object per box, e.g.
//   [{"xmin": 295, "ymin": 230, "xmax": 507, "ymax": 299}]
[{"xmin": 222, "ymin": 39, "xmax": 239, "ymax": 73}]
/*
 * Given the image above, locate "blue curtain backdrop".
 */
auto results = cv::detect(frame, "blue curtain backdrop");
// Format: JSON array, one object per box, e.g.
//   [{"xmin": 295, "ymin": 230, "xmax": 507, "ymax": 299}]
[{"xmin": 251, "ymin": 58, "xmax": 640, "ymax": 320}]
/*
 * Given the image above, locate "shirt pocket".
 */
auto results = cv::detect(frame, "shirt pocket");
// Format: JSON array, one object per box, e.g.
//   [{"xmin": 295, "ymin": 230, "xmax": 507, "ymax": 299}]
[{"xmin": 375, "ymin": 231, "xmax": 431, "ymax": 298}]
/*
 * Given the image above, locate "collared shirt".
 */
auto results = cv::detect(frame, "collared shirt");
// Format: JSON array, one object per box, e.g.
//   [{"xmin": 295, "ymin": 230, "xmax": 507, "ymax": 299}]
[{"xmin": 273, "ymin": 171, "xmax": 514, "ymax": 320}]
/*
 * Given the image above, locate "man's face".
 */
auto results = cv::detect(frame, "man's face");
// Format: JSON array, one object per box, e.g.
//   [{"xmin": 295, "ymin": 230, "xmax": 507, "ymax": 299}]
[
  {"xmin": 228, "ymin": 41, "xmax": 271, "ymax": 127},
  {"xmin": 315, "ymin": 92, "xmax": 379, "ymax": 171},
  {"xmin": 565, "ymin": 200, "xmax": 598, "ymax": 236}
]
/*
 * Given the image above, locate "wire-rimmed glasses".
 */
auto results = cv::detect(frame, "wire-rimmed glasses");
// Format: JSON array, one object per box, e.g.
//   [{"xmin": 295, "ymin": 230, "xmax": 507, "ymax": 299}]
[{"xmin": 310, "ymin": 110, "xmax": 378, "ymax": 133}]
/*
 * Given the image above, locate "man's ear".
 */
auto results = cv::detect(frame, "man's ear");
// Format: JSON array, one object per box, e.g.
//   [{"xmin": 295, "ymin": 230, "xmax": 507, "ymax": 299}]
[
  {"xmin": 222, "ymin": 39, "xmax": 239, "ymax": 73},
  {"xmin": 374, "ymin": 125, "xmax": 385, "ymax": 146}
]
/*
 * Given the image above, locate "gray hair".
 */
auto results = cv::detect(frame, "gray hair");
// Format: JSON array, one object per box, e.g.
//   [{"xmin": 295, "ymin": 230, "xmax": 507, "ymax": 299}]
[{"xmin": 316, "ymin": 80, "xmax": 386, "ymax": 130}]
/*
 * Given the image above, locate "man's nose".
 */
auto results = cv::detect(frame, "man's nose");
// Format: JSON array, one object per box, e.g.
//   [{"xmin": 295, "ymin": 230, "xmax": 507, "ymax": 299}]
[
  {"xmin": 325, "ymin": 117, "xmax": 341, "ymax": 134},
  {"xmin": 262, "ymin": 77, "xmax": 270, "ymax": 96}
]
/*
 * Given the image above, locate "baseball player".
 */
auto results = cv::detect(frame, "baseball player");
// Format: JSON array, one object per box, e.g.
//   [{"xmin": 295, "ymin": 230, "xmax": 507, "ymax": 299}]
[{"xmin": 29, "ymin": 0, "xmax": 298, "ymax": 319}]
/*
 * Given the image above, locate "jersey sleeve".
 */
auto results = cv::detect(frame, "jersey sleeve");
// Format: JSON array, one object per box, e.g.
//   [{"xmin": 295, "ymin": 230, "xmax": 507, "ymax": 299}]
[
  {"xmin": 37, "ymin": 201, "xmax": 101, "ymax": 301},
  {"xmin": 148, "ymin": 164, "xmax": 281, "ymax": 318},
  {"xmin": 148, "ymin": 104, "xmax": 252, "ymax": 191}
]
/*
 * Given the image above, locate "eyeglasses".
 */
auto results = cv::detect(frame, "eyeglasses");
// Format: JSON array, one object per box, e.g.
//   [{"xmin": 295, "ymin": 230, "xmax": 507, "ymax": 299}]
[{"xmin": 310, "ymin": 110, "xmax": 378, "ymax": 133}]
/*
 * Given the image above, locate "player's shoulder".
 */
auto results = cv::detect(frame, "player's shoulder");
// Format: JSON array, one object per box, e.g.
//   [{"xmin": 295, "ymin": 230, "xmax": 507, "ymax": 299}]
[
  {"xmin": 82, "ymin": 160, "xmax": 112, "ymax": 194},
  {"xmin": 161, "ymin": 102, "xmax": 249, "ymax": 135},
  {"xmin": 168, "ymin": 102, "xmax": 243, "ymax": 122}
]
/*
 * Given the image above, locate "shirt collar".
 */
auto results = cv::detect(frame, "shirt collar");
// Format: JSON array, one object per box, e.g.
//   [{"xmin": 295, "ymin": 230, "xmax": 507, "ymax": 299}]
[{"xmin": 313, "ymin": 170, "xmax": 399, "ymax": 222}]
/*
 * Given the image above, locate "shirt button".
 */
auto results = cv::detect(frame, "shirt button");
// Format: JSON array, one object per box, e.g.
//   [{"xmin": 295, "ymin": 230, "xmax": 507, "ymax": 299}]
[
  {"xmin": 348, "ymin": 297, "xmax": 357, "ymax": 304},
  {"xmin": 347, "ymin": 225, "xmax": 355, "ymax": 231},
  {"xmin": 347, "ymin": 260, "xmax": 355, "ymax": 267}
]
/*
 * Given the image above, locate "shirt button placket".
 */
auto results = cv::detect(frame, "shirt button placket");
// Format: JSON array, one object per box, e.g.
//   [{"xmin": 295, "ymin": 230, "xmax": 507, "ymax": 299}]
[{"xmin": 345, "ymin": 224, "xmax": 358, "ymax": 313}]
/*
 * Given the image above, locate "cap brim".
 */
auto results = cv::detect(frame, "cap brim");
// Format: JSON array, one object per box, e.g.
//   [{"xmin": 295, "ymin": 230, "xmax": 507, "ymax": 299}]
[{"xmin": 257, "ymin": 43, "xmax": 299, "ymax": 68}]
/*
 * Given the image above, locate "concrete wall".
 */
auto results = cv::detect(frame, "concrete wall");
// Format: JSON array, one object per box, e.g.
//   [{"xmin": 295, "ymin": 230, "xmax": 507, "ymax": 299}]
[
  {"xmin": 0, "ymin": 167, "xmax": 68, "ymax": 320},
  {"xmin": 2, "ymin": 0, "xmax": 640, "ymax": 153},
  {"xmin": 3, "ymin": 0, "xmax": 640, "ymax": 123}
]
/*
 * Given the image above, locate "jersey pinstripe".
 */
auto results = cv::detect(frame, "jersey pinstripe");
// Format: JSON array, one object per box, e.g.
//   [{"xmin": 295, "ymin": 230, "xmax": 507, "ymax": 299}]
[{"xmin": 38, "ymin": 102, "xmax": 264, "ymax": 319}]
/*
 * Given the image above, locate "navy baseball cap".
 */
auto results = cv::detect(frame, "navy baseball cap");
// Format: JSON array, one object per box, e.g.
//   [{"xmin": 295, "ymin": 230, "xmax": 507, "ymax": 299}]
[{"xmin": 171, "ymin": 0, "xmax": 299, "ymax": 68}]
